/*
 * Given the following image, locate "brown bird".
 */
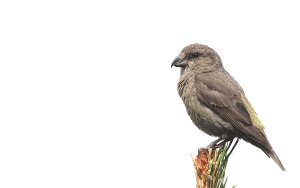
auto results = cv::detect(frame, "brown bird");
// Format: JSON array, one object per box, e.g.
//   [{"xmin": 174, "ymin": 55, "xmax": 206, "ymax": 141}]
[{"xmin": 171, "ymin": 43, "xmax": 285, "ymax": 171}]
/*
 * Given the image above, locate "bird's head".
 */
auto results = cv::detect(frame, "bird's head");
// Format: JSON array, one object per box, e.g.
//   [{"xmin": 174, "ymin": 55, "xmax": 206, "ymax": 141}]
[{"xmin": 171, "ymin": 43, "xmax": 222, "ymax": 74}]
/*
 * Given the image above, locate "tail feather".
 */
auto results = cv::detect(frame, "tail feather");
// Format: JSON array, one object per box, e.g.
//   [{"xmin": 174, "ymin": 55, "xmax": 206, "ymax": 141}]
[
  {"xmin": 255, "ymin": 141, "xmax": 286, "ymax": 171},
  {"xmin": 266, "ymin": 149, "xmax": 286, "ymax": 171},
  {"xmin": 242, "ymin": 131, "xmax": 286, "ymax": 171}
]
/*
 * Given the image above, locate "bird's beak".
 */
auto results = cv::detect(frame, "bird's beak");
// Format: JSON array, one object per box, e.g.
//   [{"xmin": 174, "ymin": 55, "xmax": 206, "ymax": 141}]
[{"xmin": 171, "ymin": 54, "xmax": 186, "ymax": 68}]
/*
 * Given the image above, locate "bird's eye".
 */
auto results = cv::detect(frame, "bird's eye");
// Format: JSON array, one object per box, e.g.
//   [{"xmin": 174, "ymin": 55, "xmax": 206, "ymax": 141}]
[{"xmin": 187, "ymin": 52, "xmax": 202, "ymax": 59}]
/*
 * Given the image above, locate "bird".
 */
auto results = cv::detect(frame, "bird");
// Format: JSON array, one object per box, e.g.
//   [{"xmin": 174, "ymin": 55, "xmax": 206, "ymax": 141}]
[{"xmin": 171, "ymin": 43, "xmax": 285, "ymax": 171}]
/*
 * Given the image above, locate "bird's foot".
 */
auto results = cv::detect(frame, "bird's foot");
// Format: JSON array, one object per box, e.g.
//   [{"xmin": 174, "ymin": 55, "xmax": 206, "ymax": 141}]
[
  {"xmin": 206, "ymin": 137, "xmax": 233, "ymax": 149},
  {"xmin": 206, "ymin": 137, "xmax": 224, "ymax": 149}
]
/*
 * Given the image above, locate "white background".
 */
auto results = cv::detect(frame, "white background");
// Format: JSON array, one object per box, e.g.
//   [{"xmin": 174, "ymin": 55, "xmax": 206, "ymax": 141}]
[{"xmin": 1, "ymin": 0, "xmax": 299, "ymax": 187}]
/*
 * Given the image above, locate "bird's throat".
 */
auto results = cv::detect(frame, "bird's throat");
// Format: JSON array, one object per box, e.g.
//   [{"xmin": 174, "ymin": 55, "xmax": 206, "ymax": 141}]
[{"xmin": 180, "ymin": 67, "xmax": 186, "ymax": 76}]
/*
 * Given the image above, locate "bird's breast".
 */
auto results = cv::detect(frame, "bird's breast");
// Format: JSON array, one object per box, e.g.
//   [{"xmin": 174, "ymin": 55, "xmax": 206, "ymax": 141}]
[{"xmin": 177, "ymin": 76, "xmax": 233, "ymax": 137}]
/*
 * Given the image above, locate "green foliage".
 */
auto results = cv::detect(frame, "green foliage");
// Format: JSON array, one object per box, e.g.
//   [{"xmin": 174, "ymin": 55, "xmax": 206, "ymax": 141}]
[
  {"xmin": 206, "ymin": 140, "xmax": 238, "ymax": 188},
  {"xmin": 194, "ymin": 139, "xmax": 239, "ymax": 188}
]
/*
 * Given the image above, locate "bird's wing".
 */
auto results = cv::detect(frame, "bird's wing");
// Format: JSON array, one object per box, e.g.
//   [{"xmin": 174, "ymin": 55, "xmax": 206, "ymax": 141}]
[{"xmin": 194, "ymin": 71, "xmax": 265, "ymax": 138}]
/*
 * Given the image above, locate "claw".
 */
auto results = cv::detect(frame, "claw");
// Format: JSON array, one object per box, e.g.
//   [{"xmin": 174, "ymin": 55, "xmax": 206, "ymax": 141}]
[{"xmin": 207, "ymin": 137, "xmax": 232, "ymax": 149}]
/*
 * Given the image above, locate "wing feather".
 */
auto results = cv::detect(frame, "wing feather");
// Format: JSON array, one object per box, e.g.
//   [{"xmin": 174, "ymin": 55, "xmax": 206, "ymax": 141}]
[{"xmin": 194, "ymin": 71, "xmax": 264, "ymax": 140}]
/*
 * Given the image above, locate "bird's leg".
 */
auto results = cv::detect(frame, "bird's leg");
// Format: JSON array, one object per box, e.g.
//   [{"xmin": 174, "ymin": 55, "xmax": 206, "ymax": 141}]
[{"xmin": 226, "ymin": 138, "xmax": 239, "ymax": 159}]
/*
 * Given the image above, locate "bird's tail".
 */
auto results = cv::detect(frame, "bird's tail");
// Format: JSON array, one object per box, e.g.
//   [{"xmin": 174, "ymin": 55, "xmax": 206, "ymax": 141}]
[
  {"xmin": 248, "ymin": 136, "xmax": 286, "ymax": 171},
  {"xmin": 264, "ymin": 147, "xmax": 286, "ymax": 171}
]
